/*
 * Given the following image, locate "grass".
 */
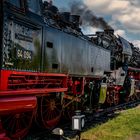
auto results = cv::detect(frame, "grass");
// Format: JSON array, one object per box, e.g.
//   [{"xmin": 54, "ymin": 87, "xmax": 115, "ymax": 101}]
[{"xmin": 79, "ymin": 106, "xmax": 140, "ymax": 140}]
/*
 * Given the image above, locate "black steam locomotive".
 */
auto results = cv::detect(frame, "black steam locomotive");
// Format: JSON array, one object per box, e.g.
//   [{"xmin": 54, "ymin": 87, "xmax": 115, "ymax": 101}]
[{"xmin": 0, "ymin": 0, "xmax": 140, "ymax": 139}]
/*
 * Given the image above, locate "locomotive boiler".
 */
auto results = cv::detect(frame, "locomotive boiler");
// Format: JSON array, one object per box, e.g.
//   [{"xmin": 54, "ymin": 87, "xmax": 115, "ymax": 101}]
[{"xmin": 0, "ymin": 0, "xmax": 140, "ymax": 139}]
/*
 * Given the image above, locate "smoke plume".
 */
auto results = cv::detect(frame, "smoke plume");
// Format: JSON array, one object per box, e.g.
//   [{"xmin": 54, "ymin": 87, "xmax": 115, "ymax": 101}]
[{"xmin": 70, "ymin": 1, "xmax": 113, "ymax": 30}]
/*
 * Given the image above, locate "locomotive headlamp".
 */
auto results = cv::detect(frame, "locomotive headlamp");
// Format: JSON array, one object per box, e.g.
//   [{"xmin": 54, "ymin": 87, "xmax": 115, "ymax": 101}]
[
  {"xmin": 72, "ymin": 110, "xmax": 85, "ymax": 131},
  {"xmin": 52, "ymin": 128, "xmax": 64, "ymax": 136}
]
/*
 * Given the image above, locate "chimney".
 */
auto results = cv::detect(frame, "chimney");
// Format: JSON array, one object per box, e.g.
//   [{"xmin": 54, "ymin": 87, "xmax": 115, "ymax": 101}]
[
  {"xmin": 60, "ymin": 12, "xmax": 70, "ymax": 23},
  {"xmin": 69, "ymin": 15, "xmax": 80, "ymax": 28},
  {"xmin": 104, "ymin": 29, "xmax": 114, "ymax": 35}
]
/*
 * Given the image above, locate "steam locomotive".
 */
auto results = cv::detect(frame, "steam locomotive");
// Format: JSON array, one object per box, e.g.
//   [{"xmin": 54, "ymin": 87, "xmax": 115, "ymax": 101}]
[{"xmin": 0, "ymin": 0, "xmax": 140, "ymax": 139}]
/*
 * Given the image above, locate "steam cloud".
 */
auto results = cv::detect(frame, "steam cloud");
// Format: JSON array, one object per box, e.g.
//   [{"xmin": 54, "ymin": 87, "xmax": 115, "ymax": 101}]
[{"xmin": 70, "ymin": 1, "xmax": 113, "ymax": 30}]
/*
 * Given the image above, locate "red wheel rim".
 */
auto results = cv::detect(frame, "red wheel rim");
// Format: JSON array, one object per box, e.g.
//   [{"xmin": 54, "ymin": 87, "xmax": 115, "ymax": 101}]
[
  {"xmin": 41, "ymin": 96, "xmax": 62, "ymax": 129},
  {"xmin": 2, "ymin": 111, "xmax": 34, "ymax": 139}
]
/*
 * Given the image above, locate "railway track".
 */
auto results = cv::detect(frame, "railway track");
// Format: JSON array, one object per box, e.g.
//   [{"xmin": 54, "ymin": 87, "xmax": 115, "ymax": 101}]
[{"xmin": 24, "ymin": 99, "xmax": 140, "ymax": 140}]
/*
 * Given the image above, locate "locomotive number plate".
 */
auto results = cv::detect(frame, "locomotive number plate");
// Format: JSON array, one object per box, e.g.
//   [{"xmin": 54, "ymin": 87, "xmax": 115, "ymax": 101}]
[{"xmin": 16, "ymin": 48, "xmax": 32, "ymax": 60}]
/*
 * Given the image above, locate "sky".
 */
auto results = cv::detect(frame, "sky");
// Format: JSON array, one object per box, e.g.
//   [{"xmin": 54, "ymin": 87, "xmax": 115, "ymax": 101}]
[{"xmin": 43, "ymin": 0, "xmax": 140, "ymax": 48}]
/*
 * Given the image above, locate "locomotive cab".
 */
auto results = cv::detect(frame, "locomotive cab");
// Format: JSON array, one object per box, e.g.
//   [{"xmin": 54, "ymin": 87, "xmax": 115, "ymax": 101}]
[
  {"xmin": 0, "ymin": 0, "xmax": 44, "ymax": 92},
  {"xmin": 1, "ymin": 0, "xmax": 43, "ymax": 72}
]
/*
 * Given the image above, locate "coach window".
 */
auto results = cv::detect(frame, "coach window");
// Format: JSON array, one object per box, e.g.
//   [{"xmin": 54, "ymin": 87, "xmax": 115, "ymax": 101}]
[
  {"xmin": 27, "ymin": 0, "xmax": 41, "ymax": 15},
  {"xmin": 6, "ymin": 0, "xmax": 21, "ymax": 8}
]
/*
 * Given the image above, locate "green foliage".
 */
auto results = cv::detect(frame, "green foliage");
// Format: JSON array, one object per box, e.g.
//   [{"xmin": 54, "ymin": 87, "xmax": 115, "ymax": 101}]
[{"xmin": 80, "ymin": 107, "xmax": 140, "ymax": 140}]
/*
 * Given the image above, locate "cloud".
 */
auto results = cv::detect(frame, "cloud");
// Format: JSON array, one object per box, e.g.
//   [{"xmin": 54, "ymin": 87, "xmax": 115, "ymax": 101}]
[
  {"xmin": 114, "ymin": 29, "xmax": 126, "ymax": 37},
  {"xmin": 113, "ymin": 6, "xmax": 140, "ymax": 33},
  {"xmin": 132, "ymin": 40, "xmax": 140, "ymax": 49},
  {"xmin": 81, "ymin": 26, "xmax": 102, "ymax": 34},
  {"xmin": 84, "ymin": 0, "xmax": 129, "ymax": 15},
  {"xmin": 84, "ymin": 0, "xmax": 140, "ymax": 34}
]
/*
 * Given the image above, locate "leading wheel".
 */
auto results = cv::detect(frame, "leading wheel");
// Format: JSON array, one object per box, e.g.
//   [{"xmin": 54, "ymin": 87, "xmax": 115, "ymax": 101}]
[
  {"xmin": 1, "ymin": 110, "xmax": 35, "ymax": 140},
  {"xmin": 41, "ymin": 95, "xmax": 62, "ymax": 129}
]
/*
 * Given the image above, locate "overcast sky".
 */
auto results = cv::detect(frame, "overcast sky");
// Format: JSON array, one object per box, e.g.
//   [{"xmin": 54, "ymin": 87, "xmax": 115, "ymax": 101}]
[{"xmin": 43, "ymin": 0, "xmax": 140, "ymax": 48}]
